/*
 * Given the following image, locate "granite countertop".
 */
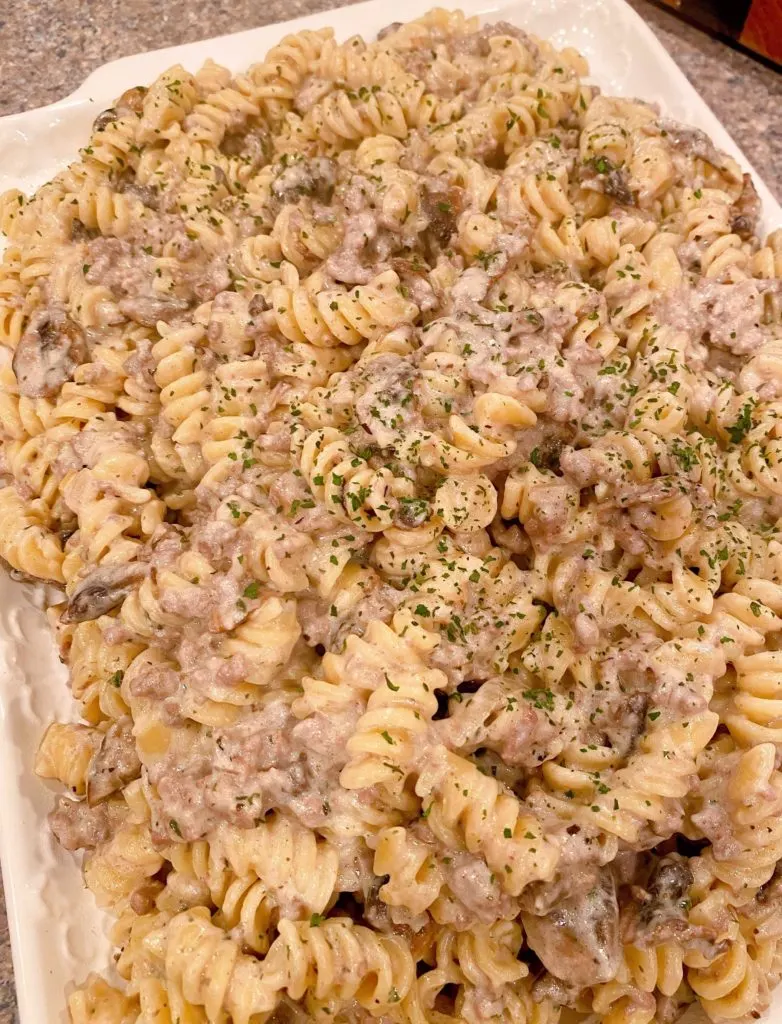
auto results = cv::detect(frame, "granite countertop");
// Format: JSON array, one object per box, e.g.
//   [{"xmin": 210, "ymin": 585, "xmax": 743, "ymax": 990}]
[{"xmin": 0, "ymin": 1, "xmax": 779, "ymax": 1020}]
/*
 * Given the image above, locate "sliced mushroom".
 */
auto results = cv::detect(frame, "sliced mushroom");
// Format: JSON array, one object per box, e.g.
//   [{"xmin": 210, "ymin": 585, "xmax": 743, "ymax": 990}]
[
  {"xmin": 649, "ymin": 856, "xmax": 693, "ymax": 901},
  {"xmin": 423, "ymin": 184, "xmax": 465, "ymax": 247},
  {"xmin": 118, "ymin": 294, "xmax": 190, "ymax": 327},
  {"xmin": 604, "ymin": 169, "xmax": 635, "ymax": 206},
  {"xmin": 309, "ymin": 157, "xmax": 339, "ymax": 205},
  {"xmin": 62, "ymin": 563, "xmax": 147, "ymax": 623},
  {"xmin": 363, "ymin": 876, "xmax": 392, "ymax": 930},
  {"xmin": 87, "ymin": 717, "xmax": 142, "ymax": 805},
  {"xmin": 638, "ymin": 855, "xmax": 693, "ymax": 929},
  {"xmin": 613, "ymin": 693, "xmax": 649, "ymax": 757},
  {"xmin": 656, "ymin": 117, "xmax": 726, "ymax": 169},
  {"xmin": 0, "ymin": 554, "xmax": 49, "ymax": 586},
  {"xmin": 115, "ymin": 86, "xmax": 148, "ymax": 117},
  {"xmin": 527, "ymin": 434, "xmax": 563, "ymax": 471},
  {"xmin": 248, "ymin": 293, "xmax": 270, "ymax": 318},
  {"xmin": 390, "ymin": 255, "xmax": 429, "ymax": 277},
  {"xmin": 730, "ymin": 173, "xmax": 761, "ymax": 240},
  {"xmin": 92, "ymin": 87, "xmax": 147, "ymax": 135},
  {"xmin": 628, "ymin": 855, "xmax": 727, "ymax": 954},
  {"xmin": 755, "ymin": 862, "xmax": 782, "ymax": 906},
  {"xmin": 377, "ymin": 21, "xmax": 403, "ymax": 39},
  {"xmin": 522, "ymin": 869, "xmax": 620, "ymax": 987},
  {"xmin": 116, "ymin": 171, "xmax": 160, "ymax": 211},
  {"xmin": 12, "ymin": 309, "xmax": 87, "ymax": 398},
  {"xmin": 92, "ymin": 107, "xmax": 119, "ymax": 133}
]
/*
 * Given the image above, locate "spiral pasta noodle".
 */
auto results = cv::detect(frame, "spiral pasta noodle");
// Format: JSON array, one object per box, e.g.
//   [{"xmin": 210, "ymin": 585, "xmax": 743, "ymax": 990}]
[{"xmin": 0, "ymin": 10, "xmax": 780, "ymax": 1024}]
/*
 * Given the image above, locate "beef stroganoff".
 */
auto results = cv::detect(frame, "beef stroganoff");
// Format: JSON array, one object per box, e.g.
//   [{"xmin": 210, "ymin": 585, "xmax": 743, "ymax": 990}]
[{"xmin": 1, "ymin": 7, "xmax": 782, "ymax": 1022}]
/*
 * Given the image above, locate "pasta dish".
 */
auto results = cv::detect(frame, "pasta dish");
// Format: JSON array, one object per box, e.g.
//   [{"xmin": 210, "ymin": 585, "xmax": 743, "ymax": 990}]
[{"xmin": 1, "ymin": 7, "xmax": 782, "ymax": 1022}]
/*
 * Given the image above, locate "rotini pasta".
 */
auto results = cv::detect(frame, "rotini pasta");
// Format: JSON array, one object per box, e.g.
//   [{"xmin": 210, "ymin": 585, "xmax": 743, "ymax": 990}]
[{"xmin": 1, "ymin": 10, "xmax": 780, "ymax": 1024}]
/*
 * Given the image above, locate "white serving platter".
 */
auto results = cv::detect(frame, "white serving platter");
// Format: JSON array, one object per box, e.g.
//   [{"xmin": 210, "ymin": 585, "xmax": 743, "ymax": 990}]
[{"xmin": 0, "ymin": 0, "xmax": 779, "ymax": 1021}]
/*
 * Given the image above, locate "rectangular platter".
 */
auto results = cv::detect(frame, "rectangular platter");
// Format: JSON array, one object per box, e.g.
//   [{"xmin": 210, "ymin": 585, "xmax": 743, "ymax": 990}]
[{"xmin": 0, "ymin": 0, "xmax": 779, "ymax": 1019}]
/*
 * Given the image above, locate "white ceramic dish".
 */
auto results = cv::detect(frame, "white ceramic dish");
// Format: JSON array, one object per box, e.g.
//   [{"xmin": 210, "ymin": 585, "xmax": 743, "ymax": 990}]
[{"xmin": 0, "ymin": 1, "xmax": 780, "ymax": 1020}]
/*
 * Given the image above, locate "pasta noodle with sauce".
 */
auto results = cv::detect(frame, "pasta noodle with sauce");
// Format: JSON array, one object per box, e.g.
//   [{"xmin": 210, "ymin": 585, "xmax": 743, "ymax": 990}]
[{"xmin": 1, "ymin": 8, "xmax": 782, "ymax": 1024}]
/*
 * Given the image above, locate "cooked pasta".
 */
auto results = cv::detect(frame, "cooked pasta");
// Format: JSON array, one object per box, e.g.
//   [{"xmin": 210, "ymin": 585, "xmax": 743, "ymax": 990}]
[{"xmin": 1, "ymin": 8, "xmax": 781, "ymax": 1024}]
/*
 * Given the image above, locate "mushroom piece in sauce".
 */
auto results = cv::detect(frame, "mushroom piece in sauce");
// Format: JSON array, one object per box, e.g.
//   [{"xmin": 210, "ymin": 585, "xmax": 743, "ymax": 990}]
[
  {"xmin": 62, "ymin": 563, "xmax": 147, "ymax": 623},
  {"xmin": 12, "ymin": 309, "xmax": 87, "ymax": 398},
  {"xmin": 522, "ymin": 869, "xmax": 621, "ymax": 986}
]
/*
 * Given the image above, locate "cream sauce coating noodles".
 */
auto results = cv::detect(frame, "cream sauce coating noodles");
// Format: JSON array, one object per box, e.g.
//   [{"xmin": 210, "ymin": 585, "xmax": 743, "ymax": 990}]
[{"xmin": 1, "ymin": 8, "xmax": 782, "ymax": 1024}]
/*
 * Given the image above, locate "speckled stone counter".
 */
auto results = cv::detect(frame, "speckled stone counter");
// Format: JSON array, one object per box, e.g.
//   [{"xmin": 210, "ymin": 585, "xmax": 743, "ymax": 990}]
[{"xmin": 0, "ymin": 0, "xmax": 779, "ymax": 1020}]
